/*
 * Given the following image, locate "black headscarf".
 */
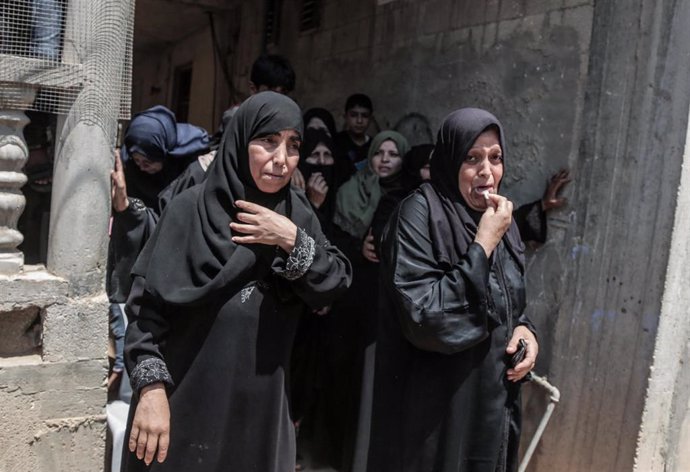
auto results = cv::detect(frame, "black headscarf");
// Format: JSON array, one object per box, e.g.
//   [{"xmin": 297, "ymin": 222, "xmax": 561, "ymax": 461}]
[
  {"xmin": 298, "ymin": 129, "xmax": 352, "ymax": 230},
  {"xmin": 298, "ymin": 128, "xmax": 352, "ymax": 188},
  {"xmin": 303, "ymin": 107, "xmax": 338, "ymax": 138},
  {"xmin": 298, "ymin": 128, "xmax": 334, "ymax": 187},
  {"xmin": 401, "ymin": 143, "xmax": 434, "ymax": 190},
  {"xmin": 421, "ymin": 108, "xmax": 524, "ymax": 270},
  {"xmin": 132, "ymin": 92, "xmax": 310, "ymax": 306}
]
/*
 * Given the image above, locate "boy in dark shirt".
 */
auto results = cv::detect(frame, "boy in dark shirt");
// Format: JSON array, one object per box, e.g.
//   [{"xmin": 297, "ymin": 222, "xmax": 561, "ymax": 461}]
[{"xmin": 334, "ymin": 93, "xmax": 373, "ymax": 170}]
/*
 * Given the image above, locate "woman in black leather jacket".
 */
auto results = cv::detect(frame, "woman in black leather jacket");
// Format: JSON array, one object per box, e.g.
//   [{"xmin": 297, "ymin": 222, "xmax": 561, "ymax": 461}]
[{"xmin": 364, "ymin": 108, "xmax": 538, "ymax": 472}]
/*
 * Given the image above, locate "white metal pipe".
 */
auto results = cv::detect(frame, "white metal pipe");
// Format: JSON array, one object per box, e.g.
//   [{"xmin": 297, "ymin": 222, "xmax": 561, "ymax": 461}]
[{"xmin": 518, "ymin": 373, "xmax": 561, "ymax": 472}]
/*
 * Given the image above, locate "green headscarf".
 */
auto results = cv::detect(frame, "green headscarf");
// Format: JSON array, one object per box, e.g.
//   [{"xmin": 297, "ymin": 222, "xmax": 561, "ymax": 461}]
[{"xmin": 333, "ymin": 130, "xmax": 410, "ymax": 239}]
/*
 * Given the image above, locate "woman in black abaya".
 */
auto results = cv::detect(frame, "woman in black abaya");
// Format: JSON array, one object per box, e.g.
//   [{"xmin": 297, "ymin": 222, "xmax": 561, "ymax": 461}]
[
  {"xmin": 364, "ymin": 108, "xmax": 538, "ymax": 472},
  {"xmin": 107, "ymin": 106, "xmax": 210, "ymax": 396},
  {"xmin": 296, "ymin": 128, "xmax": 352, "ymax": 236},
  {"xmin": 122, "ymin": 92, "xmax": 352, "ymax": 472},
  {"xmin": 323, "ymin": 131, "xmax": 410, "ymax": 470}
]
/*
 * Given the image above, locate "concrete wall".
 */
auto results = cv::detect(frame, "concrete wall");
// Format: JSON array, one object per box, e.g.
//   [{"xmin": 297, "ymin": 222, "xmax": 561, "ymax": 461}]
[
  {"xmin": 0, "ymin": 268, "xmax": 107, "ymax": 472},
  {"xmin": 634, "ymin": 2, "xmax": 690, "ymax": 467},
  {"xmin": 129, "ymin": 0, "xmax": 690, "ymax": 470},
  {"xmin": 529, "ymin": 0, "xmax": 690, "ymax": 468},
  {"xmin": 286, "ymin": 0, "xmax": 592, "ymax": 208}
]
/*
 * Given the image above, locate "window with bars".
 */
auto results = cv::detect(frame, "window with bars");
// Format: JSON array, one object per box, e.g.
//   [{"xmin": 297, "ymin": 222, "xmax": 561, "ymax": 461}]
[{"xmin": 299, "ymin": 0, "xmax": 320, "ymax": 32}]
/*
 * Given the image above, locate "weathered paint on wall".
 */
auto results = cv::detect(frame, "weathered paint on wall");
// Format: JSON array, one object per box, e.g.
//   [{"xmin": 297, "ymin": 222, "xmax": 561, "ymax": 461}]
[{"xmin": 289, "ymin": 0, "xmax": 592, "ymax": 207}]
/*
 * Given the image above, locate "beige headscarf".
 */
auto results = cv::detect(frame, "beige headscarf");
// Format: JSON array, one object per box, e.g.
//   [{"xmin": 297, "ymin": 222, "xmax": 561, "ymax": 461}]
[{"xmin": 332, "ymin": 130, "xmax": 410, "ymax": 239}]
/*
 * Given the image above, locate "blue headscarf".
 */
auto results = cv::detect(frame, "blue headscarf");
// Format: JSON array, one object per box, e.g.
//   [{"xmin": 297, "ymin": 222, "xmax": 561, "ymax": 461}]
[{"xmin": 121, "ymin": 105, "xmax": 209, "ymax": 162}]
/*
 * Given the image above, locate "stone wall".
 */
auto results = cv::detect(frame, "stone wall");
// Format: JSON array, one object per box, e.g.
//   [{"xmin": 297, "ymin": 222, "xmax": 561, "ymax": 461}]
[{"xmin": 0, "ymin": 268, "xmax": 107, "ymax": 472}]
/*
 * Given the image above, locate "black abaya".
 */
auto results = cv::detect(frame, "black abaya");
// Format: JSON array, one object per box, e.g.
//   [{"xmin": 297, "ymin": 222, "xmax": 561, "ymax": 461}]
[
  {"xmin": 359, "ymin": 108, "xmax": 536, "ymax": 472},
  {"xmin": 122, "ymin": 92, "xmax": 352, "ymax": 472}
]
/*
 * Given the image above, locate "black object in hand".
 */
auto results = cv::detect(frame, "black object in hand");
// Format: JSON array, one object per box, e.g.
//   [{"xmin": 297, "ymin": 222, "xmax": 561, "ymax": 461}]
[{"xmin": 511, "ymin": 338, "xmax": 527, "ymax": 367}]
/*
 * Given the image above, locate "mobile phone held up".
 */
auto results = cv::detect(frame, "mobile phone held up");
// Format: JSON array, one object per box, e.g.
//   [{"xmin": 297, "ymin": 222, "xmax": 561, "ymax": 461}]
[{"xmin": 511, "ymin": 338, "xmax": 527, "ymax": 368}]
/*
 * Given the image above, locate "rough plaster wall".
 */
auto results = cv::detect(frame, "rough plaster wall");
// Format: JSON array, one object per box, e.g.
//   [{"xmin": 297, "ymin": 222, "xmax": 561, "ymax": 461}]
[
  {"xmin": 274, "ymin": 0, "xmax": 599, "ymax": 470},
  {"xmin": 48, "ymin": 123, "xmax": 112, "ymax": 296},
  {"xmin": 668, "ymin": 337, "xmax": 690, "ymax": 471},
  {"xmin": 672, "ymin": 371, "xmax": 690, "ymax": 471},
  {"xmin": 285, "ymin": 0, "xmax": 591, "ymax": 207},
  {"xmin": 275, "ymin": 0, "xmax": 688, "ymax": 470},
  {"xmin": 0, "ymin": 358, "xmax": 106, "ymax": 472}
]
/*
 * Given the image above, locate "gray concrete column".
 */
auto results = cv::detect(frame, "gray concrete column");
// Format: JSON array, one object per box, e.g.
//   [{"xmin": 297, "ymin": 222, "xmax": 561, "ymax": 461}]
[
  {"xmin": 0, "ymin": 87, "xmax": 34, "ymax": 274},
  {"xmin": 528, "ymin": 1, "xmax": 690, "ymax": 471},
  {"xmin": 46, "ymin": 0, "xmax": 131, "ymax": 295},
  {"xmin": 634, "ymin": 103, "xmax": 690, "ymax": 472}
]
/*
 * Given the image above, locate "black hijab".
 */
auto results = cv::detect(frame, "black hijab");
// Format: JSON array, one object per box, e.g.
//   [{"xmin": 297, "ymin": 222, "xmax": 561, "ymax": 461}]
[
  {"xmin": 298, "ymin": 128, "xmax": 352, "ymax": 190},
  {"xmin": 132, "ymin": 92, "xmax": 310, "ymax": 306},
  {"xmin": 297, "ymin": 129, "xmax": 352, "ymax": 235},
  {"xmin": 303, "ymin": 107, "xmax": 338, "ymax": 138},
  {"xmin": 421, "ymin": 108, "xmax": 524, "ymax": 270},
  {"xmin": 401, "ymin": 143, "xmax": 434, "ymax": 190}
]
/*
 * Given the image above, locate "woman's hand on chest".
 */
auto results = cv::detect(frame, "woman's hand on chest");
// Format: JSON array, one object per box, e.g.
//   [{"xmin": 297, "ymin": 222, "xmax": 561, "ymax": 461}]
[{"xmin": 230, "ymin": 199, "xmax": 298, "ymax": 252}]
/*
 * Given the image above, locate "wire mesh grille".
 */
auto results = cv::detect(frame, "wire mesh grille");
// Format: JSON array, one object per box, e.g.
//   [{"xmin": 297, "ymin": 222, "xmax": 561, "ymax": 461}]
[{"xmin": 0, "ymin": 0, "xmax": 134, "ymax": 127}]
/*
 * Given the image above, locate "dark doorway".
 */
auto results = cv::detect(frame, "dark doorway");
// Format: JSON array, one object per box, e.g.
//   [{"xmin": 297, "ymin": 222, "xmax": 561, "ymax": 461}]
[{"xmin": 171, "ymin": 63, "xmax": 193, "ymax": 122}]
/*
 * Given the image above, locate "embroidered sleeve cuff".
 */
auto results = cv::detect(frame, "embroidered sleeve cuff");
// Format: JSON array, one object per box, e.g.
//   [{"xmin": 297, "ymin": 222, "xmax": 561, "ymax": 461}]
[
  {"xmin": 279, "ymin": 228, "xmax": 316, "ymax": 281},
  {"xmin": 130, "ymin": 357, "xmax": 174, "ymax": 393},
  {"xmin": 127, "ymin": 197, "xmax": 147, "ymax": 212}
]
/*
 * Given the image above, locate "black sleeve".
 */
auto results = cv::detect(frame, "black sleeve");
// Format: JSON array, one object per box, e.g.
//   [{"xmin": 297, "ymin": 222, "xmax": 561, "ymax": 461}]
[
  {"xmin": 106, "ymin": 200, "xmax": 158, "ymax": 303},
  {"xmin": 381, "ymin": 193, "xmax": 492, "ymax": 355},
  {"xmin": 370, "ymin": 193, "xmax": 403, "ymax": 257},
  {"xmin": 107, "ymin": 161, "xmax": 209, "ymax": 303},
  {"xmin": 518, "ymin": 313, "xmax": 538, "ymax": 340},
  {"xmin": 272, "ymin": 198, "xmax": 353, "ymax": 310},
  {"xmin": 513, "ymin": 200, "xmax": 547, "ymax": 244},
  {"xmin": 123, "ymin": 276, "xmax": 174, "ymax": 394},
  {"xmin": 157, "ymin": 160, "xmax": 207, "ymax": 213}
]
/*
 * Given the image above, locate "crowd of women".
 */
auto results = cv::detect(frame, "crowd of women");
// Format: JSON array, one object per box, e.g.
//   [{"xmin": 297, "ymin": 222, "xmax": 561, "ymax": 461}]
[{"xmin": 107, "ymin": 68, "xmax": 570, "ymax": 470}]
